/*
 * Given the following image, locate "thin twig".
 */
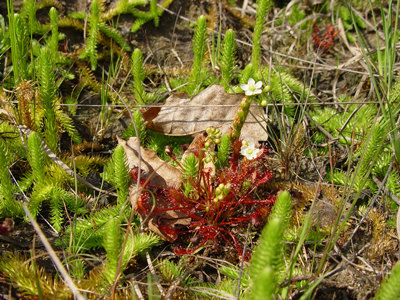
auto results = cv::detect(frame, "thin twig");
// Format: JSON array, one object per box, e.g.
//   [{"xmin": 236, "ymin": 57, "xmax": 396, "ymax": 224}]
[
  {"xmin": 164, "ymin": 254, "xmax": 206, "ymax": 300},
  {"xmin": 133, "ymin": 283, "xmax": 145, "ymax": 300},
  {"xmin": 21, "ymin": 204, "xmax": 86, "ymax": 300},
  {"xmin": 372, "ymin": 175, "xmax": 400, "ymax": 206},
  {"xmin": 305, "ymin": 112, "xmax": 347, "ymax": 153},
  {"xmin": 146, "ymin": 251, "xmax": 165, "ymax": 297},
  {"xmin": 338, "ymin": 104, "xmax": 362, "ymax": 133},
  {"xmin": 280, "ymin": 275, "xmax": 314, "ymax": 288}
]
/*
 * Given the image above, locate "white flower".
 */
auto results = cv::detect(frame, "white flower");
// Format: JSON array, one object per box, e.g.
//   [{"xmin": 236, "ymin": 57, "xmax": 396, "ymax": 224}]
[
  {"xmin": 240, "ymin": 141, "xmax": 260, "ymax": 160},
  {"xmin": 240, "ymin": 78, "xmax": 262, "ymax": 96}
]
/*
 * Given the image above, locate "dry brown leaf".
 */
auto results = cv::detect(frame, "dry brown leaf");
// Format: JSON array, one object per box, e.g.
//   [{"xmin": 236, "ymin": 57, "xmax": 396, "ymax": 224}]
[
  {"xmin": 148, "ymin": 84, "xmax": 268, "ymax": 144},
  {"xmin": 119, "ymin": 136, "xmax": 189, "ymax": 242},
  {"xmin": 118, "ymin": 136, "xmax": 182, "ymax": 189}
]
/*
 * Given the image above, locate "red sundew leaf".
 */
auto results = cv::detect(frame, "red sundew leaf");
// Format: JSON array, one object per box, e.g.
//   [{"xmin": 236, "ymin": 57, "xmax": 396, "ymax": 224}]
[
  {"xmin": 148, "ymin": 211, "xmax": 191, "ymax": 243},
  {"xmin": 0, "ymin": 218, "xmax": 14, "ymax": 234},
  {"xmin": 244, "ymin": 171, "xmax": 273, "ymax": 197},
  {"xmin": 251, "ymin": 206, "xmax": 272, "ymax": 227},
  {"xmin": 136, "ymin": 190, "xmax": 154, "ymax": 216},
  {"xmin": 174, "ymin": 246, "xmax": 194, "ymax": 256},
  {"xmin": 257, "ymin": 170, "xmax": 273, "ymax": 185},
  {"xmin": 311, "ymin": 23, "xmax": 338, "ymax": 53},
  {"xmin": 135, "ymin": 186, "xmax": 192, "ymax": 243}
]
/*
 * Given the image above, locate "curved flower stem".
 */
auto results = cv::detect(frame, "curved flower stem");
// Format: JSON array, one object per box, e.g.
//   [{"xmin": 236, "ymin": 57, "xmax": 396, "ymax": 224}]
[{"xmin": 228, "ymin": 96, "xmax": 253, "ymax": 141}]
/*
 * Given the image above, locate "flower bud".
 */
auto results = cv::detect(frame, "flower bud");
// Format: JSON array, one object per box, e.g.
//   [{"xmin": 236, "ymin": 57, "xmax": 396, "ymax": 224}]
[
  {"xmin": 165, "ymin": 145, "xmax": 173, "ymax": 157},
  {"xmin": 237, "ymin": 108, "xmax": 245, "ymax": 122},
  {"xmin": 204, "ymin": 141, "xmax": 211, "ymax": 149},
  {"xmin": 214, "ymin": 138, "xmax": 221, "ymax": 144},
  {"xmin": 218, "ymin": 183, "xmax": 225, "ymax": 190},
  {"xmin": 240, "ymin": 98, "xmax": 250, "ymax": 110},
  {"xmin": 224, "ymin": 183, "xmax": 231, "ymax": 194},
  {"xmin": 206, "ymin": 127, "xmax": 211, "ymax": 134},
  {"xmin": 215, "ymin": 129, "xmax": 220, "ymax": 134},
  {"xmin": 204, "ymin": 156, "xmax": 212, "ymax": 163},
  {"xmin": 242, "ymin": 140, "xmax": 248, "ymax": 146},
  {"xmin": 215, "ymin": 187, "xmax": 221, "ymax": 195},
  {"xmin": 261, "ymin": 100, "xmax": 267, "ymax": 107},
  {"xmin": 263, "ymin": 85, "xmax": 272, "ymax": 93},
  {"xmin": 210, "ymin": 152, "xmax": 216, "ymax": 157}
]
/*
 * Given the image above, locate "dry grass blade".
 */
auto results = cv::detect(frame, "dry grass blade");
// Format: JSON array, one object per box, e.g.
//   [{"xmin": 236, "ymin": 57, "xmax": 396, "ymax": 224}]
[
  {"xmin": 21, "ymin": 204, "xmax": 85, "ymax": 300},
  {"xmin": 397, "ymin": 206, "xmax": 400, "ymax": 241}
]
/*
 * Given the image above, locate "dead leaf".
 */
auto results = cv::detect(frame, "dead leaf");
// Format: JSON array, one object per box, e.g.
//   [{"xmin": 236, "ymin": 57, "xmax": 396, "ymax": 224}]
[
  {"xmin": 141, "ymin": 106, "xmax": 161, "ymax": 123},
  {"xmin": 119, "ymin": 137, "xmax": 193, "ymax": 242},
  {"xmin": 148, "ymin": 84, "xmax": 268, "ymax": 144},
  {"xmin": 118, "ymin": 136, "xmax": 182, "ymax": 189}
]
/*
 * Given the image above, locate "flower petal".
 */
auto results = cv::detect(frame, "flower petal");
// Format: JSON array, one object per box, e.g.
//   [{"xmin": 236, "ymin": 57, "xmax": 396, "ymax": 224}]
[
  {"xmin": 240, "ymin": 84, "xmax": 248, "ymax": 91},
  {"xmin": 245, "ymin": 90, "xmax": 253, "ymax": 96},
  {"xmin": 240, "ymin": 141, "xmax": 261, "ymax": 160},
  {"xmin": 248, "ymin": 78, "xmax": 255, "ymax": 86},
  {"xmin": 253, "ymin": 89, "xmax": 262, "ymax": 95},
  {"xmin": 255, "ymin": 81, "xmax": 263, "ymax": 89},
  {"xmin": 249, "ymin": 149, "xmax": 260, "ymax": 160},
  {"xmin": 240, "ymin": 145, "xmax": 248, "ymax": 156}
]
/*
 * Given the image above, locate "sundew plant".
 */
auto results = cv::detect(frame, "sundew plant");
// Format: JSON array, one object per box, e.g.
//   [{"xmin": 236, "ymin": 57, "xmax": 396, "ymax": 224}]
[{"xmin": 0, "ymin": 0, "xmax": 399, "ymax": 299}]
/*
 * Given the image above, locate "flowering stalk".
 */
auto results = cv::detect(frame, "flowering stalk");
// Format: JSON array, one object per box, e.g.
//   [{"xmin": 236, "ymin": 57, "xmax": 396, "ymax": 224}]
[
  {"xmin": 203, "ymin": 127, "xmax": 221, "ymax": 163},
  {"xmin": 228, "ymin": 78, "xmax": 262, "ymax": 141}
]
